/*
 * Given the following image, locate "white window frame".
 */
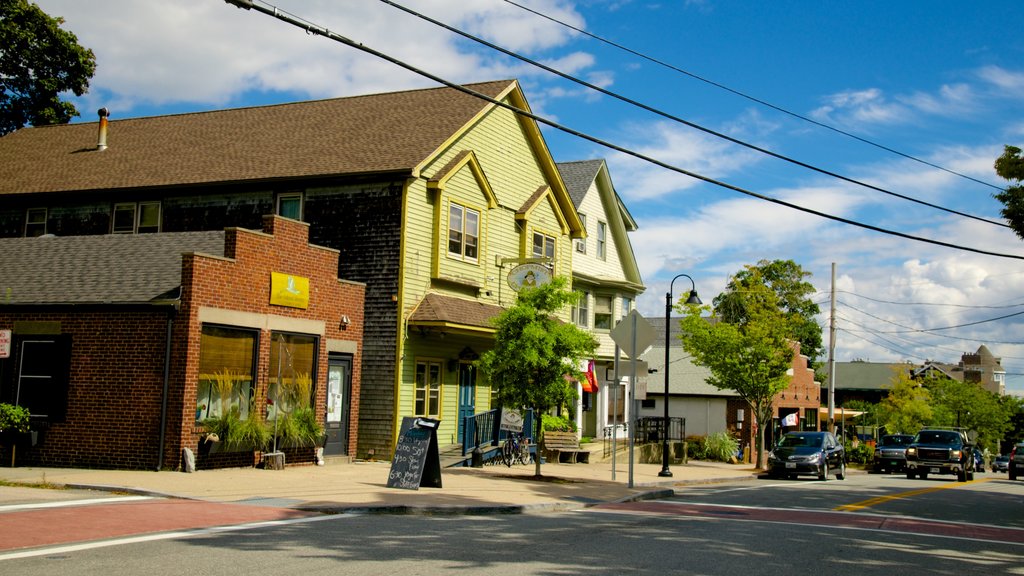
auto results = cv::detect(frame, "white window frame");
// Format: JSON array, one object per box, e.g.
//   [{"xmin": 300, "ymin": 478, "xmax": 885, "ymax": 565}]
[
  {"xmin": 597, "ymin": 221, "xmax": 607, "ymax": 260},
  {"xmin": 573, "ymin": 290, "xmax": 590, "ymax": 328},
  {"xmin": 532, "ymin": 231, "xmax": 555, "ymax": 260},
  {"xmin": 25, "ymin": 207, "xmax": 47, "ymax": 237},
  {"xmin": 447, "ymin": 202, "xmax": 480, "ymax": 262}
]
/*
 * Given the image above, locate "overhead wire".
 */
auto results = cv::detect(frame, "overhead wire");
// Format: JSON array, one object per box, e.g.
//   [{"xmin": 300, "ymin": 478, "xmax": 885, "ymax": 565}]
[
  {"xmin": 225, "ymin": 1, "xmax": 1024, "ymax": 262},
  {"xmin": 378, "ymin": 0, "xmax": 1009, "ymax": 229},
  {"xmin": 502, "ymin": 0, "xmax": 1005, "ymax": 192}
]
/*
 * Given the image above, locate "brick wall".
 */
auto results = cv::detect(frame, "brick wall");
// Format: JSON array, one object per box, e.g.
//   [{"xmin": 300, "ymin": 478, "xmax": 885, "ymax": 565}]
[
  {"xmin": 1, "ymin": 215, "xmax": 365, "ymax": 471},
  {"xmin": 0, "ymin": 309, "xmax": 171, "ymax": 469}
]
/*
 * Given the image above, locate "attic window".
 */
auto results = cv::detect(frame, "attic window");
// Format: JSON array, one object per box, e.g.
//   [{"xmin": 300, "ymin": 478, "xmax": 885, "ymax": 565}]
[
  {"xmin": 277, "ymin": 192, "xmax": 303, "ymax": 221},
  {"xmin": 112, "ymin": 201, "xmax": 160, "ymax": 234},
  {"xmin": 24, "ymin": 208, "xmax": 46, "ymax": 237},
  {"xmin": 597, "ymin": 221, "xmax": 607, "ymax": 260}
]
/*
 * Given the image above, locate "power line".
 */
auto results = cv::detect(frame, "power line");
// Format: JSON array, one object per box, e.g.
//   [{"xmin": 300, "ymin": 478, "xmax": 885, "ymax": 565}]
[
  {"xmin": 224, "ymin": 0, "xmax": 1024, "ymax": 261},
  {"xmin": 837, "ymin": 300, "xmax": 1024, "ymax": 344},
  {"xmin": 379, "ymin": 0, "xmax": 1008, "ymax": 229},
  {"xmin": 502, "ymin": 0, "xmax": 1005, "ymax": 192},
  {"xmin": 837, "ymin": 290, "xmax": 1024, "ymax": 310}
]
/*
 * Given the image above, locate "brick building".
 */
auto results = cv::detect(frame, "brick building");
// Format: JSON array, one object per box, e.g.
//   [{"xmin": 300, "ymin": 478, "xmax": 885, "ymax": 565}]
[{"xmin": 0, "ymin": 216, "xmax": 364, "ymax": 470}]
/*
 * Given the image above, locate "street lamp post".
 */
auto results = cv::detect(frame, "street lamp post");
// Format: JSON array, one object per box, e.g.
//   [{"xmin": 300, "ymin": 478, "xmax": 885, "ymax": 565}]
[{"xmin": 660, "ymin": 273, "xmax": 701, "ymax": 477}]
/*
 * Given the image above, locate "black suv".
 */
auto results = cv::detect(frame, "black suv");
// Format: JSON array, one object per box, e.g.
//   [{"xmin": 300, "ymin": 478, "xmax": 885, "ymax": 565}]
[
  {"xmin": 872, "ymin": 434, "xmax": 914, "ymax": 473},
  {"xmin": 905, "ymin": 428, "xmax": 974, "ymax": 482}
]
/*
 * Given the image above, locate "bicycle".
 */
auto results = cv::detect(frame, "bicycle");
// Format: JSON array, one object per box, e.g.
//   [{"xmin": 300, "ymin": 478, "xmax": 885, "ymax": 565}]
[{"xmin": 502, "ymin": 432, "xmax": 532, "ymax": 466}]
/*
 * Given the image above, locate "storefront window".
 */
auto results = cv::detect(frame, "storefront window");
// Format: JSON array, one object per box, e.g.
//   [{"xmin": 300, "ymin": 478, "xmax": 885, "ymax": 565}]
[
  {"xmin": 196, "ymin": 325, "xmax": 257, "ymax": 421},
  {"xmin": 268, "ymin": 332, "xmax": 318, "ymax": 420}
]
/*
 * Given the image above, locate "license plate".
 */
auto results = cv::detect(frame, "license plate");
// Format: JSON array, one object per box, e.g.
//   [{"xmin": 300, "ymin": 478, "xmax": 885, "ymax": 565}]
[
  {"xmin": 890, "ymin": 461, "xmax": 899, "ymax": 466},
  {"xmin": 785, "ymin": 462, "xmax": 796, "ymax": 469},
  {"xmin": 930, "ymin": 468, "xmax": 940, "ymax": 474}
]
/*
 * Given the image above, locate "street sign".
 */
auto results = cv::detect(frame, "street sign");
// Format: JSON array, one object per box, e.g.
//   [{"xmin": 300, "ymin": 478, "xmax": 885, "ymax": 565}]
[
  {"xmin": 0, "ymin": 329, "xmax": 10, "ymax": 359},
  {"xmin": 610, "ymin": 309, "xmax": 657, "ymax": 358}
]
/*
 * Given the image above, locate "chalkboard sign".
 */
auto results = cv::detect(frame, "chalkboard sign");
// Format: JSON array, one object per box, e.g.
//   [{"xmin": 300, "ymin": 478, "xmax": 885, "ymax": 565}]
[{"xmin": 387, "ymin": 417, "xmax": 442, "ymax": 490}]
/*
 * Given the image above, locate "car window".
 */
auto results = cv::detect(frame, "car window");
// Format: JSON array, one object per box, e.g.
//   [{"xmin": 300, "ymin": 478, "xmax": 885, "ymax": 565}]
[{"xmin": 780, "ymin": 435, "xmax": 812, "ymax": 447}]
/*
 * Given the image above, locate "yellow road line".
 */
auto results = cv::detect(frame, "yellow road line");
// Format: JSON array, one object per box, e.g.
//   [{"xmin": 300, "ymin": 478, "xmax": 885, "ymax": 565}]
[{"xmin": 834, "ymin": 477, "xmax": 992, "ymax": 511}]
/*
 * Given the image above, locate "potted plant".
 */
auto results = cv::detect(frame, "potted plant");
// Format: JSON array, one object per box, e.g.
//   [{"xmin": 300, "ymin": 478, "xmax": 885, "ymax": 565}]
[{"xmin": 0, "ymin": 403, "xmax": 31, "ymax": 466}]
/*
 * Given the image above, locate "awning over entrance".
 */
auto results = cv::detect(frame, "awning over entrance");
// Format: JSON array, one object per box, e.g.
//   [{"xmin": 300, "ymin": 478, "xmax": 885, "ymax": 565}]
[{"xmin": 818, "ymin": 407, "xmax": 865, "ymax": 418}]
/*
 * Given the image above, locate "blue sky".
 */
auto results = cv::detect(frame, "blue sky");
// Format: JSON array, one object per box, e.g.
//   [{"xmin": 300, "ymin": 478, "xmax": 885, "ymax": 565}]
[{"xmin": 32, "ymin": 1, "xmax": 1024, "ymax": 395}]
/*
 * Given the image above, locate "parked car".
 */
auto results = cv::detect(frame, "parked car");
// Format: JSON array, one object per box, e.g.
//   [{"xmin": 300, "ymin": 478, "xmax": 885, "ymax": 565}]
[
  {"xmin": 872, "ymin": 434, "xmax": 914, "ymax": 473},
  {"xmin": 992, "ymin": 455, "xmax": 1009, "ymax": 473},
  {"xmin": 1010, "ymin": 443, "xmax": 1024, "ymax": 480},
  {"xmin": 767, "ymin": 431, "xmax": 846, "ymax": 481}
]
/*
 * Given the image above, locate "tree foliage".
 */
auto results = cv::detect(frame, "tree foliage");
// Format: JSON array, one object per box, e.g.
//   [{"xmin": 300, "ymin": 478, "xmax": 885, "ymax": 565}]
[
  {"xmin": 923, "ymin": 376, "xmax": 1011, "ymax": 452},
  {"xmin": 679, "ymin": 290, "xmax": 794, "ymax": 470},
  {"xmin": 877, "ymin": 368, "xmax": 932, "ymax": 435},
  {"xmin": 476, "ymin": 276, "xmax": 597, "ymax": 476},
  {"xmin": 713, "ymin": 259, "xmax": 823, "ymax": 364},
  {"xmin": 994, "ymin": 145, "xmax": 1024, "ymax": 239},
  {"xmin": 0, "ymin": 0, "xmax": 96, "ymax": 135}
]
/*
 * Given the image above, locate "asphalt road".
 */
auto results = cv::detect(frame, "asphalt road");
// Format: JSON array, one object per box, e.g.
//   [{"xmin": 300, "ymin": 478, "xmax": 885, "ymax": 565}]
[{"xmin": 1, "ymin": 470, "xmax": 1021, "ymax": 575}]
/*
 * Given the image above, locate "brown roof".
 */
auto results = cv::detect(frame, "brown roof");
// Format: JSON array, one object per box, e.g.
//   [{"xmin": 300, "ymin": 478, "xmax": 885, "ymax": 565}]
[
  {"xmin": 408, "ymin": 293, "xmax": 505, "ymax": 331},
  {"xmin": 0, "ymin": 80, "xmax": 516, "ymax": 195}
]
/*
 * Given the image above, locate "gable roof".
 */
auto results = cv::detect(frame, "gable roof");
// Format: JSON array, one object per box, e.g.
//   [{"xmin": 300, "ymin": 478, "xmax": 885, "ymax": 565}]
[
  {"xmin": 0, "ymin": 80, "xmax": 516, "ymax": 195},
  {"xmin": 833, "ymin": 361, "xmax": 910, "ymax": 391},
  {"xmin": 0, "ymin": 232, "xmax": 225, "ymax": 304}
]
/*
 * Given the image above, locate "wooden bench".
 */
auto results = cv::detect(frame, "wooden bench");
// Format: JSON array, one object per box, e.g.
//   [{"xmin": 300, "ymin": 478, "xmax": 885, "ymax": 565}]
[{"xmin": 541, "ymin": 431, "xmax": 590, "ymax": 464}]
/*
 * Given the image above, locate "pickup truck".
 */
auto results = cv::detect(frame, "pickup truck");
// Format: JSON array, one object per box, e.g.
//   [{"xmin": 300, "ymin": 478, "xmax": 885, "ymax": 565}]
[{"xmin": 904, "ymin": 428, "xmax": 975, "ymax": 482}]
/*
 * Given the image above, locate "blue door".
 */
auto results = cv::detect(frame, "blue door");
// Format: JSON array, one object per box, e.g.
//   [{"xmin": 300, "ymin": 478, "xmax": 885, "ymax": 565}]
[{"xmin": 457, "ymin": 363, "xmax": 476, "ymax": 442}]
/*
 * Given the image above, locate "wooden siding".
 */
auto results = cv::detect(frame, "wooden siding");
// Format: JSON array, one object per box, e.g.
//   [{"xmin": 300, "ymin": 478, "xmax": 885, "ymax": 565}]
[{"xmin": 396, "ymin": 97, "xmax": 576, "ymax": 447}]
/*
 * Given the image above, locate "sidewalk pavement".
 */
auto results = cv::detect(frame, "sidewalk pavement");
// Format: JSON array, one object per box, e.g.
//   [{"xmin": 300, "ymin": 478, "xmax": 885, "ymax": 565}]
[{"xmin": 0, "ymin": 458, "xmax": 762, "ymax": 514}]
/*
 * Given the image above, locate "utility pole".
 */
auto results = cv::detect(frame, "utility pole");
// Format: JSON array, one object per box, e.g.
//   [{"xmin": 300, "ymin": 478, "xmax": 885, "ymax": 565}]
[{"xmin": 827, "ymin": 263, "xmax": 836, "ymax": 434}]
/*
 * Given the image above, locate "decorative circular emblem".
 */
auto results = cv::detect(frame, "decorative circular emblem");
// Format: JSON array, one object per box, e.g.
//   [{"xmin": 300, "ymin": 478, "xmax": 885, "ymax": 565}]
[{"xmin": 508, "ymin": 263, "xmax": 552, "ymax": 291}]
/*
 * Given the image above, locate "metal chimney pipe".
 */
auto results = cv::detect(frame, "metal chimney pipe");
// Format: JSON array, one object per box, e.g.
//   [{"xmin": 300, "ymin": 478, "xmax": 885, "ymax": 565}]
[{"xmin": 97, "ymin": 108, "xmax": 109, "ymax": 151}]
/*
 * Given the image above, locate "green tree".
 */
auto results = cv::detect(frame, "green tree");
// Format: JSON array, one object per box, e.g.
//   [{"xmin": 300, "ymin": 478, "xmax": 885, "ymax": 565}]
[
  {"xmin": 877, "ymin": 369, "xmax": 932, "ymax": 435},
  {"xmin": 995, "ymin": 145, "xmax": 1024, "ymax": 239},
  {"xmin": 713, "ymin": 259, "xmax": 823, "ymax": 364},
  {"xmin": 924, "ymin": 376, "xmax": 1011, "ymax": 452},
  {"xmin": 0, "ymin": 0, "xmax": 96, "ymax": 135},
  {"xmin": 680, "ymin": 286, "xmax": 794, "ymax": 470},
  {"xmin": 476, "ymin": 276, "xmax": 597, "ymax": 477}
]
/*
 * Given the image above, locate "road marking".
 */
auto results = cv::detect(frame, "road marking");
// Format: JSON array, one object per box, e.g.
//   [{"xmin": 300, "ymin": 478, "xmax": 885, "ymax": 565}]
[
  {"xmin": 0, "ymin": 514, "xmax": 342, "ymax": 561},
  {"xmin": 834, "ymin": 477, "xmax": 993, "ymax": 511},
  {"xmin": 0, "ymin": 496, "xmax": 154, "ymax": 512}
]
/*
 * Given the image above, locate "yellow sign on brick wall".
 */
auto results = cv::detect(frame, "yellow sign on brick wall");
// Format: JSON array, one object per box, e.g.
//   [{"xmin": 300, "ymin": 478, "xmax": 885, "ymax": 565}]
[{"xmin": 270, "ymin": 272, "xmax": 309, "ymax": 309}]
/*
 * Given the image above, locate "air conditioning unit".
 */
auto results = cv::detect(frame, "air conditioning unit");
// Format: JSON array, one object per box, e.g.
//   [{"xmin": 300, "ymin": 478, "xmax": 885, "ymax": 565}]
[{"xmin": 574, "ymin": 240, "xmax": 586, "ymax": 253}]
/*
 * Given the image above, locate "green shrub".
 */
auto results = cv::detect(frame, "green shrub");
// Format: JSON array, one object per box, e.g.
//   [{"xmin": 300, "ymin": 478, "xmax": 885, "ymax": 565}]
[
  {"xmin": 274, "ymin": 407, "xmax": 323, "ymax": 448},
  {"xmin": 541, "ymin": 414, "xmax": 576, "ymax": 432},
  {"xmin": 844, "ymin": 440, "xmax": 873, "ymax": 465},
  {"xmin": 703, "ymin": 432, "xmax": 739, "ymax": 462},
  {"xmin": 685, "ymin": 435, "xmax": 708, "ymax": 460},
  {"xmin": 0, "ymin": 403, "xmax": 30, "ymax": 433}
]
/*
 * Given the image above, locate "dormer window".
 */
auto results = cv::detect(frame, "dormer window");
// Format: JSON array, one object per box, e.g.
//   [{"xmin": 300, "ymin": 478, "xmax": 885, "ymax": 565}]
[
  {"xmin": 448, "ymin": 202, "xmax": 479, "ymax": 261},
  {"xmin": 532, "ymin": 232, "xmax": 555, "ymax": 260}
]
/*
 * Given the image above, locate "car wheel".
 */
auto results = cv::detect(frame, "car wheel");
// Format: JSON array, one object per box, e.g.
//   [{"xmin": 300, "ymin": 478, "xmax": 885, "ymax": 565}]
[
  {"xmin": 818, "ymin": 461, "xmax": 828, "ymax": 481},
  {"xmin": 837, "ymin": 460, "xmax": 846, "ymax": 480},
  {"xmin": 919, "ymin": 470, "xmax": 928, "ymax": 480},
  {"xmin": 906, "ymin": 470, "xmax": 916, "ymax": 479}
]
